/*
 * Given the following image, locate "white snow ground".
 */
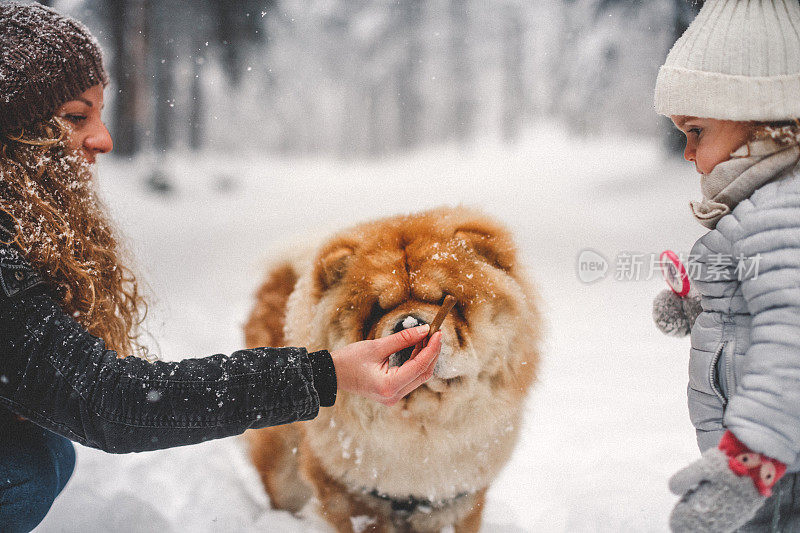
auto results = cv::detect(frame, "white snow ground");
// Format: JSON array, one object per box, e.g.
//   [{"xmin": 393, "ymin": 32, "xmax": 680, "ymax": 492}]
[{"xmin": 36, "ymin": 124, "xmax": 708, "ymax": 532}]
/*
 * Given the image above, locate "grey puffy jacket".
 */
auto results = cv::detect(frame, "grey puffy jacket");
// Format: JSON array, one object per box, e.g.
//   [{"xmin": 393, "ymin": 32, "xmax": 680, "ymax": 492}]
[{"xmin": 689, "ymin": 162, "xmax": 800, "ymax": 471}]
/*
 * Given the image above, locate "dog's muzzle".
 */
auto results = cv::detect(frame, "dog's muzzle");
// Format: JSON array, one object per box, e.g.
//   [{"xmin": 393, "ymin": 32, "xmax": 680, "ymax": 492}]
[{"xmin": 388, "ymin": 315, "xmax": 427, "ymax": 368}]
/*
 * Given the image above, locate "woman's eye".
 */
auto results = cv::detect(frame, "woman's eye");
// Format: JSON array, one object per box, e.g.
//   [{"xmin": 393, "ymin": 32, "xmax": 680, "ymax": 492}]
[{"xmin": 63, "ymin": 114, "xmax": 87, "ymax": 124}]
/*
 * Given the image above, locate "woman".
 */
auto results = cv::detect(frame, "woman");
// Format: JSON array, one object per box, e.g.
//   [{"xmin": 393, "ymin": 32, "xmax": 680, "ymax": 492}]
[{"xmin": 0, "ymin": 3, "xmax": 441, "ymax": 531}]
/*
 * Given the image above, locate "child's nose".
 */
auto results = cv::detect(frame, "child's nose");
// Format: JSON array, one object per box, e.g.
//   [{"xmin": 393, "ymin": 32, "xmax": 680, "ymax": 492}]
[{"xmin": 683, "ymin": 143, "xmax": 695, "ymax": 163}]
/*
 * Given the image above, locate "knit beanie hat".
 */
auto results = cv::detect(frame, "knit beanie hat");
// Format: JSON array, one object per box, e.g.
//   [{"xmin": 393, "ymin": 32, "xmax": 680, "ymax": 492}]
[
  {"xmin": 0, "ymin": 1, "xmax": 108, "ymax": 135},
  {"xmin": 654, "ymin": 0, "xmax": 800, "ymax": 121}
]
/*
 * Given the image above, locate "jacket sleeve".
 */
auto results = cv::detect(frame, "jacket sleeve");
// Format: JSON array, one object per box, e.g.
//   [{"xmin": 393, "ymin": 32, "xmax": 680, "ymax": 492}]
[
  {"xmin": 0, "ymin": 244, "xmax": 337, "ymax": 454},
  {"xmin": 724, "ymin": 190, "xmax": 800, "ymax": 466}
]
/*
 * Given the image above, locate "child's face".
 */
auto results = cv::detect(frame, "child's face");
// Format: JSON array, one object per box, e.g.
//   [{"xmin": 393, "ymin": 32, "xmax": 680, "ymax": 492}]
[{"xmin": 670, "ymin": 116, "xmax": 752, "ymax": 175}]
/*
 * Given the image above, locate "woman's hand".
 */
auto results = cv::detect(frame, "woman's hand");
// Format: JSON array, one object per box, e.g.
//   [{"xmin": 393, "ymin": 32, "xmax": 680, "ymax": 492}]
[{"xmin": 330, "ymin": 325, "xmax": 442, "ymax": 406}]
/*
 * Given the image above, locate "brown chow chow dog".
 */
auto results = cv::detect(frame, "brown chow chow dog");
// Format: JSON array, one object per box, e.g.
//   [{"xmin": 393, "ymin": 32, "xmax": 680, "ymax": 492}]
[{"xmin": 244, "ymin": 206, "xmax": 541, "ymax": 533}]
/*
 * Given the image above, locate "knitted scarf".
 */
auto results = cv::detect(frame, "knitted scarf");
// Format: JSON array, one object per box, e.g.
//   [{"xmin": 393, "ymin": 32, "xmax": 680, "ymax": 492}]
[{"xmin": 690, "ymin": 139, "xmax": 800, "ymax": 229}]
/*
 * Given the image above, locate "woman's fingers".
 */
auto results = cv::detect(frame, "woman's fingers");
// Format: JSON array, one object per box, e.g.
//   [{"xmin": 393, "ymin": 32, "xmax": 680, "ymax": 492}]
[
  {"xmin": 385, "ymin": 331, "xmax": 441, "ymax": 396},
  {"xmin": 391, "ymin": 371, "xmax": 433, "ymax": 405},
  {"xmin": 330, "ymin": 326, "xmax": 437, "ymax": 401},
  {"xmin": 368, "ymin": 324, "xmax": 430, "ymax": 362},
  {"xmin": 409, "ymin": 342, "xmax": 423, "ymax": 360},
  {"xmin": 389, "ymin": 339, "xmax": 441, "ymax": 402}
]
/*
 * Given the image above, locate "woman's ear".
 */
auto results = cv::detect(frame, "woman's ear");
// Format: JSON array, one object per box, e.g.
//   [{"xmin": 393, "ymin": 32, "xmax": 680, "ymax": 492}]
[
  {"xmin": 454, "ymin": 222, "xmax": 516, "ymax": 272},
  {"xmin": 314, "ymin": 242, "xmax": 355, "ymax": 294}
]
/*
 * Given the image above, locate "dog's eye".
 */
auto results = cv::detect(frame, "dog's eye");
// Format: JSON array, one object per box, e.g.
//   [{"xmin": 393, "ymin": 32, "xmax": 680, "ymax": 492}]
[
  {"xmin": 362, "ymin": 302, "xmax": 385, "ymax": 339},
  {"xmin": 452, "ymin": 302, "xmax": 466, "ymax": 322}
]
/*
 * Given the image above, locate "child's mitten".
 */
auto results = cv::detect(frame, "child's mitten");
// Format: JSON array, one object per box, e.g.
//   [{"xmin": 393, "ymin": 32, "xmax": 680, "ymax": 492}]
[
  {"xmin": 669, "ymin": 431, "xmax": 786, "ymax": 533},
  {"xmin": 653, "ymin": 288, "xmax": 701, "ymax": 337}
]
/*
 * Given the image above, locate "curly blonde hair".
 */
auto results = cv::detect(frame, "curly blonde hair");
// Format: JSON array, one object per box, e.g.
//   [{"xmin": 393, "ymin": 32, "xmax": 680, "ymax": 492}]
[
  {"xmin": 0, "ymin": 118, "xmax": 146, "ymax": 356},
  {"xmin": 751, "ymin": 119, "xmax": 800, "ymax": 146}
]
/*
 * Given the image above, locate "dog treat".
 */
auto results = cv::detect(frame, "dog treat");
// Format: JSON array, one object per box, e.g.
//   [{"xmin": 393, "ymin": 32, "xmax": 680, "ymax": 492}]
[{"xmin": 428, "ymin": 295, "xmax": 457, "ymax": 339}]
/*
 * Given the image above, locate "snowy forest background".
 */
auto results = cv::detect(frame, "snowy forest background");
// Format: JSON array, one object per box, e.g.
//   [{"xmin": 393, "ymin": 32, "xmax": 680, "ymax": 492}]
[
  {"xmin": 44, "ymin": 0, "xmax": 700, "ymax": 162},
  {"xmin": 30, "ymin": 1, "xmax": 721, "ymax": 531}
]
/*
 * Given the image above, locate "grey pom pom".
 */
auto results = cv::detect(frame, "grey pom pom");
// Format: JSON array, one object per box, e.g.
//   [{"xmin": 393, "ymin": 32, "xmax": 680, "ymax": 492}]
[
  {"xmin": 682, "ymin": 289, "xmax": 702, "ymax": 330},
  {"xmin": 653, "ymin": 289, "xmax": 701, "ymax": 337}
]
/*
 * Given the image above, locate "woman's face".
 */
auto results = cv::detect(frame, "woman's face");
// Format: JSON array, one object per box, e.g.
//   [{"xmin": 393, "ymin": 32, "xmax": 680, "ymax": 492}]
[
  {"xmin": 55, "ymin": 84, "xmax": 113, "ymax": 164},
  {"xmin": 670, "ymin": 115, "xmax": 752, "ymax": 175}
]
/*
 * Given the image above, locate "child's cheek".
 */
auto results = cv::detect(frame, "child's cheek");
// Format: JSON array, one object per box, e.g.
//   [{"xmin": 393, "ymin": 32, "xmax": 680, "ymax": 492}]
[{"xmin": 698, "ymin": 148, "xmax": 731, "ymax": 175}]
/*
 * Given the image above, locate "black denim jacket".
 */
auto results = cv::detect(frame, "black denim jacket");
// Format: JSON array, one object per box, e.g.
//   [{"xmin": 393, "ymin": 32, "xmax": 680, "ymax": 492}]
[{"xmin": 0, "ymin": 236, "xmax": 336, "ymax": 453}]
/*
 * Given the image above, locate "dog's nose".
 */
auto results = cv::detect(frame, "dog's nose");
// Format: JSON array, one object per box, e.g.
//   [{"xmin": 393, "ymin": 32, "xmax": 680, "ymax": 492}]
[
  {"xmin": 392, "ymin": 315, "xmax": 427, "ymax": 334},
  {"xmin": 389, "ymin": 315, "xmax": 428, "ymax": 367}
]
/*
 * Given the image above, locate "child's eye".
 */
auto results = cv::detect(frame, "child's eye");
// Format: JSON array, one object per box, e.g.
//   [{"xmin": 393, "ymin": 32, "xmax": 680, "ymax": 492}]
[{"xmin": 687, "ymin": 127, "xmax": 702, "ymax": 137}]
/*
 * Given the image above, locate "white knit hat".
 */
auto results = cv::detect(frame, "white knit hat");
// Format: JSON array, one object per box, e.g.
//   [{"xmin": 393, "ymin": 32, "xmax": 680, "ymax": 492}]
[{"xmin": 654, "ymin": 0, "xmax": 800, "ymax": 121}]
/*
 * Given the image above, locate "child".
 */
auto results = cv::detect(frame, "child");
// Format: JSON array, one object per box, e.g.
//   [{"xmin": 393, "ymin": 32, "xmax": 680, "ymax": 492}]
[
  {"xmin": 652, "ymin": 0, "xmax": 800, "ymax": 531},
  {"xmin": 0, "ymin": 3, "xmax": 441, "ymax": 531}
]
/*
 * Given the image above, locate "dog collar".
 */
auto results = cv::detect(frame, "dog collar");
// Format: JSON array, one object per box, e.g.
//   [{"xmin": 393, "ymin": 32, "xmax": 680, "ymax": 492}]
[{"xmin": 365, "ymin": 488, "xmax": 473, "ymax": 515}]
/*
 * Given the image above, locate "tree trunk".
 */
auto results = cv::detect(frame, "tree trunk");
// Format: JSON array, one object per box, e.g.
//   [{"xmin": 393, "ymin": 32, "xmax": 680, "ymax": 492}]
[
  {"xmin": 396, "ymin": 0, "xmax": 423, "ymax": 150},
  {"xmin": 152, "ymin": 4, "xmax": 175, "ymax": 154},
  {"xmin": 110, "ymin": 0, "xmax": 150, "ymax": 156},
  {"xmin": 449, "ymin": 0, "xmax": 475, "ymax": 143},
  {"xmin": 189, "ymin": 44, "xmax": 204, "ymax": 151},
  {"xmin": 501, "ymin": 2, "xmax": 525, "ymax": 142}
]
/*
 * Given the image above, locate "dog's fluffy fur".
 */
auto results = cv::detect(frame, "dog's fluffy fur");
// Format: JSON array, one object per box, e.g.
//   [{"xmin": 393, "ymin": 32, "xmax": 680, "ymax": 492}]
[{"xmin": 244, "ymin": 206, "xmax": 541, "ymax": 533}]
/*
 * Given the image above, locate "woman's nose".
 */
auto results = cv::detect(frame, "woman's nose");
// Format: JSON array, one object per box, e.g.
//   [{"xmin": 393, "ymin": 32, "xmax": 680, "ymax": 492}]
[{"xmin": 84, "ymin": 121, "xmax": 113, "ymax": 155}]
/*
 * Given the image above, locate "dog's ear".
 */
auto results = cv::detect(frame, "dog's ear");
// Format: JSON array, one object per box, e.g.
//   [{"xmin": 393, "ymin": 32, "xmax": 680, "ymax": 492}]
[
  {"xmin": 454, "ymin": 223, "xmax": 516, "ymax": 272},
  {"xmin": 314, "ymin": 243, "xmax": 355, "ymax": 293}
]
